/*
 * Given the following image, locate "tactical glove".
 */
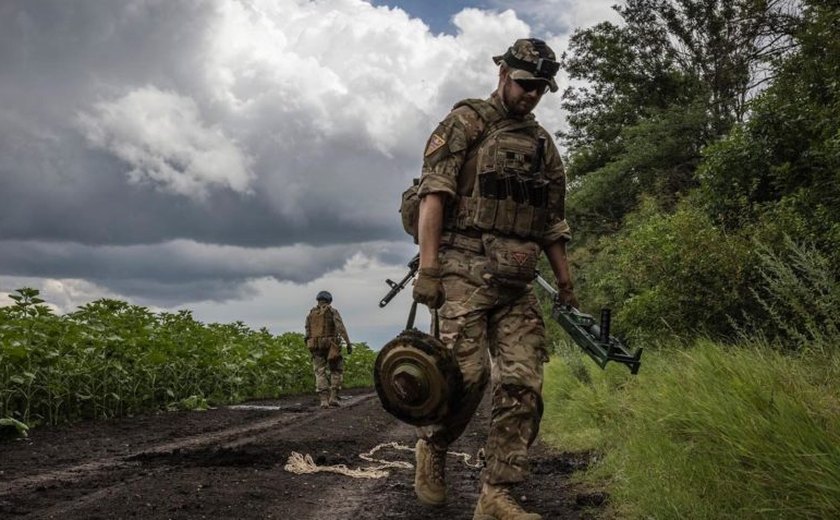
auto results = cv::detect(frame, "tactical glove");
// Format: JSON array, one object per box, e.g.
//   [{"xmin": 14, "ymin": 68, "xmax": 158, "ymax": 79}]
[
  {"xmin": 413, "ymin": 266, "xmax": 445, "ymax": 309},
  {"xmin": 556, "ymin": 280, "xmax": 579, "ymax": 309}
]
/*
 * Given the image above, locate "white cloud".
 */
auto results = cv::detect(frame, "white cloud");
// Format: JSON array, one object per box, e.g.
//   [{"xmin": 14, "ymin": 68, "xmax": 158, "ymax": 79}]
[
  {"xmin": 1, "ymin": 252, "xmax": 427, "ymax": 348},
  {"xmin": 0, "ymin": 277, "xmax": 125, "ymax": 315},
  {"xmin": 488, "ymin": 0, "xmax": 620, "ymax": 38},
  {"xmin": 182, "ymin": 251, "xmax": 431, "ymax": 348},
  {"xmin": 77, "ymin": 86, "xmax": 255, "ymax": 200}
]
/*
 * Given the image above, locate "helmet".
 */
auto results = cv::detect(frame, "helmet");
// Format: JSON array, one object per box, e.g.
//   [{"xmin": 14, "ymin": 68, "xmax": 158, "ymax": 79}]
[
  {"xmin": 493, "ymin": 38, "xmax": 560, "ymax": 93},
  {"xmin": 374, "ymin": 329, "xmax": 463, "ymax": 426},
  {"xmin": 316, "ymin": 290, "xmax": 332, "ymax": 303}
]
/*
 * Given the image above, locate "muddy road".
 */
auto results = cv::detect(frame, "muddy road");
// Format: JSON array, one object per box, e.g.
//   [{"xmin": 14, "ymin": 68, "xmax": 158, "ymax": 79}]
[{"xmin": 1, "ymin": 388, "xmax": 604, "ymax": 519}]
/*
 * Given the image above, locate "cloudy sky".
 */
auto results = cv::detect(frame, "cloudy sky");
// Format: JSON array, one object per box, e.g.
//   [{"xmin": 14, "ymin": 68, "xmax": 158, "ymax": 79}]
[{"xmin": 0, "ymin": 0, "xmax": 619, "ymax": 348}]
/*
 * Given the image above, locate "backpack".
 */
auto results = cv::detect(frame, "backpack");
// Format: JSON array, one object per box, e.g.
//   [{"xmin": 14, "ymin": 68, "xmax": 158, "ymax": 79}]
[
  {"xmin": 400, "ymin": 178, "xmax": 421, "ymax": 243},
  {"xmin": 308, "ymin": 305, "xmax": 336, "ymax": 337}
]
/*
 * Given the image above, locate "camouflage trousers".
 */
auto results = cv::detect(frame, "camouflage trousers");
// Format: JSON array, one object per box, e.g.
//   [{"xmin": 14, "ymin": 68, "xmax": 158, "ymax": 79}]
[
  {"xmin": 417, "ymin": 246, "xmax": 547, "ymax": 485},
  {"xmin": 308, "ymin": 337, "xmax": 344, "ymax": 393}
]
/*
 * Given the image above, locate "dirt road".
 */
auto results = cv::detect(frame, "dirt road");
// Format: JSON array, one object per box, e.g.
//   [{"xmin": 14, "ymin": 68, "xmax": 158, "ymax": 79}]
[{"xmin": 0, "ymin": 389, "xmax": 603, "ymax": 519}]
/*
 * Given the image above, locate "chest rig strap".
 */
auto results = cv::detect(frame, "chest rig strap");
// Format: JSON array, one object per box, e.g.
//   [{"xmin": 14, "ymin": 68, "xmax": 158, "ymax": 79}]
[{"xmin": 445, "ymin": 99, "xmax": 549, "ymax": 240}]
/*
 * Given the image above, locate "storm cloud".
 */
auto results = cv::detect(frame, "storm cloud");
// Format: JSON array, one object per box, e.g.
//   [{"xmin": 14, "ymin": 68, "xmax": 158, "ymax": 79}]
[{"xmin": 0, "ymin": 0, "xmax": 615, "ymax": 344}]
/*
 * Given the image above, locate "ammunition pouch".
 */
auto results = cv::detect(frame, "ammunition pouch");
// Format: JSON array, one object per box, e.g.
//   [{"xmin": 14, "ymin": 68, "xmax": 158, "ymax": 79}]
[
  {"xmin": 481, "ymin": 234, "xmax": 540, "ymax": 289},
  {"xmin": 327, "ymin": 340, "xmax": 342, "ymax": 363},
  {"xmin": 456, "ymin": 172, "xmax": 549, "ymax": 239},
  {"xmin": 400, "ymin": 178, "xmax": 421, "ymax": 242}
]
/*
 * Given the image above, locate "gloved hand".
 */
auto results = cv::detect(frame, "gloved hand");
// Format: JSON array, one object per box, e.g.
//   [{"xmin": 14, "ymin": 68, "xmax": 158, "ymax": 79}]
[
  {"xmin": 346, "ymin": 341, "xmax": 353, "ymax": 355},
  {"xmin": 413, "ymin": 266, "xmax": 445, "ymax": 309},
  {"xmin": 556, "ymin": 280, "xmax": 579, "ymax": 309}
]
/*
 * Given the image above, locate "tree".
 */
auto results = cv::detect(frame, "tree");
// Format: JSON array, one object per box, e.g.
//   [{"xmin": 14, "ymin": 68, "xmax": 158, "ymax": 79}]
[
  {"xmin": 560, "ymin": 0, "xmax": 800, "ymax": 238},
  {"xmin": 698, "ymin": 0, "xmax": 840, "ymax": 266}
]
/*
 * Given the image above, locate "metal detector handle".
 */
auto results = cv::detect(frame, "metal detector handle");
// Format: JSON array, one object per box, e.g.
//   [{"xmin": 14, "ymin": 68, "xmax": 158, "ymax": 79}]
[{"xmin": 534, "ymin": 272, "xmax": 642, "ymax": 374}]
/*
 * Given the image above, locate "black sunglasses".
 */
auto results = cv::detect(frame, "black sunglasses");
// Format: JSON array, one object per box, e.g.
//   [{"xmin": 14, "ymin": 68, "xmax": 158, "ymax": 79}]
[{"xmin": 514, "ymin": 79, "xmax": 548, "ymax": 94}]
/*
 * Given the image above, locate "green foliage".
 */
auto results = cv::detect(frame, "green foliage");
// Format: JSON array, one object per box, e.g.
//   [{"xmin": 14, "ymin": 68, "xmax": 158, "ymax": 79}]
[
  {"xmin": 576, "ymin": 197, "xmax": 756, "ymax": 341},
  {"xmin": 0, "ymin": 417, "xmax": 29, "ymax": 440},
  {"xmin": 342, "ymin": 342, "xmax": 378, "ymax": 389},
  {"xmin": 567, "ymin": 102, "xmax": 709, "ymax": 237},
  {"xmin": 542, "ymin": 3, "xmax": 840, "ymax": 516},
  {"xmin": 0, "ymin": 289, "xmax": 375, "ymax": 429},
  {"xmin": 561, "ymin": 0, "xmax": 794, "ymax": 235},
  {"xmin": 697, "ymin": 0, "xmax": 840, "ymax": 268},
  {"xmin": 741, "ymin": 238, "xmax": 840, "ymax": 355},
  {"xmin": 542, "ymin": 341, "xmax": 840, "ymax": 519}
]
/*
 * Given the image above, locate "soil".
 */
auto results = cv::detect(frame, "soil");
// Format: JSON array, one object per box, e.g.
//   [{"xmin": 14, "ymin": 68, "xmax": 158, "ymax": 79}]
[{"xmin": 0, "ymin": 388, "xmax": 606, "ymax": 519}]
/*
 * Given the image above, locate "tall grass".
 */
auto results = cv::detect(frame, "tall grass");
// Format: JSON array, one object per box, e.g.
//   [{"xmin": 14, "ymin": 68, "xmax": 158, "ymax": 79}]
[
  {"xmin": 542, "ymin": 341, "xmax": 840, "ymax": 519},
  {"xmin": 540, "ymin": 239, "xmax": 840, "ymax": 518}
]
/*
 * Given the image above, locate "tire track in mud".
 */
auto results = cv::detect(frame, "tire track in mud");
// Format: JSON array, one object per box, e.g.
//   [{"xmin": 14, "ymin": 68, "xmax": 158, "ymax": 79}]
[{"xmin": 0, "ymin": 393, "xmax": 376, "ymax": 517}]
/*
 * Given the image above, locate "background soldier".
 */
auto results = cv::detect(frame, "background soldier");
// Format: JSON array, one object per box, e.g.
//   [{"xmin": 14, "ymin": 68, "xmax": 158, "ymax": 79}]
[
  {"xmin": 411, "ymin": 39, "xmax": 577, "ymax": 520},
  {"xmin": 304, "ymin": 291, "xmax": 353, "ymax": 409}
]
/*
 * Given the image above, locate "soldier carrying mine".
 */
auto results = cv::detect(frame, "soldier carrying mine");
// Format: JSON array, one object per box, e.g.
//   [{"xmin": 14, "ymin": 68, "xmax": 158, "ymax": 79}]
[{"xmin": 409, "ymin": 38, "xmax": 577, "ymax": 520}]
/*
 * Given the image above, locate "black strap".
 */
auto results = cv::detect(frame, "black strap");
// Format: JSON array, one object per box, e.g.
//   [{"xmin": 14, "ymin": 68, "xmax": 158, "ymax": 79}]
[
  {"xmin": 501, "ymin": 49, "xmax": 559, "ymax": 79},
  {"xmin": 405, "ymin": 300, "xmax": 441, "ymax": 340}
]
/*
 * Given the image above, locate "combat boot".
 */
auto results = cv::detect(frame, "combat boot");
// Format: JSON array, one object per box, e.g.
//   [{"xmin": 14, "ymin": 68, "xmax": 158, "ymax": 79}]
[
  {"xmin": 329, "ymin": 388, "xmax": 340, "ymax": 407},
  {"xmin": 414, "ymin": 439, "xmax": 446, "ymax": 506},
  {"xmin": 319, "ymin": 391, "xmax": 330, "ymax": 409},
  {"xmin": 473, "ymin": 483, "xmax": 541, "ymax": 520}
]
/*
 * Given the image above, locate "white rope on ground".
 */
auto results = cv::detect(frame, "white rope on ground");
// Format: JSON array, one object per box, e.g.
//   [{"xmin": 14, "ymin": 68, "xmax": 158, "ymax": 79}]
[
  {"xmin": 283, "ymin": 441, "xmax": 485, "ymax": 479},
  {"xmin": 284, "ymin": 452, "xmax": 392, "ymax": 479}
]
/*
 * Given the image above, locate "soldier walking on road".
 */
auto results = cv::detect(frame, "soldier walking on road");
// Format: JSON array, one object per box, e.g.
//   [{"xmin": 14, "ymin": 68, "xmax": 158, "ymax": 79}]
[
  {"xmin": 304, "ymin": 291, "xmax": 353, "ymax": 409},
  {"xmin": 411, "ymin": 39, "xmax": 577, "ymax": 520}
]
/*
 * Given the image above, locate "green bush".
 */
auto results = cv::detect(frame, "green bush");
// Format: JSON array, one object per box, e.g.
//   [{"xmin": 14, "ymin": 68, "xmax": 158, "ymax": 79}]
[
  {"xmin": 575, "ymin": 197, "xmax": 756, "ymax": 341},
  {"xmin": 740, "ymin": 238, "xmax": 840, "ymax": 356}
]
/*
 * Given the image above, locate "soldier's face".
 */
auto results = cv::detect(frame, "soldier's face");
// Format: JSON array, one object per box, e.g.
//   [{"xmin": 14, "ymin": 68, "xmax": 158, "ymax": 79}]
[{"xmin": 502, "ymin": 75, "xmax": 545, "ymax": 116}]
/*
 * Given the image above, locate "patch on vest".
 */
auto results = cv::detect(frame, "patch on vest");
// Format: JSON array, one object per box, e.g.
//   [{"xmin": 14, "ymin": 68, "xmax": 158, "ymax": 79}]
[
  {"xmin": 425, "ymin": 134, "xmax": 446, "ymax": 156},
  {"xmin": 511, "ymin": 251, "xmax": 531, "ymax": 266}
]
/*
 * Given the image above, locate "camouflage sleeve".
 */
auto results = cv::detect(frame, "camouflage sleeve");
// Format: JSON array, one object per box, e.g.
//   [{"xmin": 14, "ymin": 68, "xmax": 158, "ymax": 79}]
[
  {"xmin": 540, "ymin": 131, "xmax": 572, "ymax": 246},
  {"xmin": 332, "ymin": 309, "xmax": 350, "ymax": 343},
  {"xmin": 305, "ymin": 311, "xmax": 311, "ymax": 339},
  {"xmin": 417, "ymin": 106, "xmax": 481, "ymax": 199}
]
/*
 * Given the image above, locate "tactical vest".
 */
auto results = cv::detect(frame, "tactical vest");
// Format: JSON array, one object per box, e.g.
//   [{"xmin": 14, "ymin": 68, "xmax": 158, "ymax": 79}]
[
  {"xmin": 446, "ymin": 99, "xmax": 549, "ymax": 240},
  {"xmin": 308, "ymin": 305, "xmax": 336, "ymax": 337}
]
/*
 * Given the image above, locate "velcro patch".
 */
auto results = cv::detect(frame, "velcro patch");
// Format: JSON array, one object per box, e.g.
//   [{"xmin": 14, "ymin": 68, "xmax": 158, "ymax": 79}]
[
  {"xmin": 424, "ymin": 134, "xmax": 446, "ymax": 156},
  {"xmin": 511, "ymin": 252, "xmax": 531, "ymax": 266}
]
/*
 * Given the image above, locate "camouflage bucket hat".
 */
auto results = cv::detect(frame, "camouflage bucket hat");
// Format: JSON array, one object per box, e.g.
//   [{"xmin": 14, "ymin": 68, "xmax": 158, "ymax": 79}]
[{"xmin": 493, "ymin": 38, "xmax": 560, "ymax": 93}]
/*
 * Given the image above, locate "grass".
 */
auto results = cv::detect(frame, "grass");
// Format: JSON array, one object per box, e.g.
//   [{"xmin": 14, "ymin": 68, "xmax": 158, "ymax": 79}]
[{"xmin": 540, "ymin": 339, "xmax": 840, "ymax": 519}]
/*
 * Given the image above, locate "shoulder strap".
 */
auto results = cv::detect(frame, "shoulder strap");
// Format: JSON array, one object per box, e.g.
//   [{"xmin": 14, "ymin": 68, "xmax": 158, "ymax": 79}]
[{"xmin": 453, "ymin": 98, "xmax": 503, "ymax": 125}]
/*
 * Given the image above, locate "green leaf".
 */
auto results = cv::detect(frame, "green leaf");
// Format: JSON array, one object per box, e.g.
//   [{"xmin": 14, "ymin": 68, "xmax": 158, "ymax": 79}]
[{"xmin": 0, "ymin": 417, "xmax": 30, "ymax": 439}]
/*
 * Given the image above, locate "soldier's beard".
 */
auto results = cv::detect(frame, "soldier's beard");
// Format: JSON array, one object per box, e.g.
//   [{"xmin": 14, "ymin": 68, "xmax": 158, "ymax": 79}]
[{"xmin": 502, "ymin": 78, "xmax": 539, "ymax": 116}]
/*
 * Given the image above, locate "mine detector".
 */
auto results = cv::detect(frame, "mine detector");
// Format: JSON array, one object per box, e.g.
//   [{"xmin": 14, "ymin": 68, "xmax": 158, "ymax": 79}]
[{"xmin": 374, "ymin": 254, "xmax": 642, "ymax": 426}]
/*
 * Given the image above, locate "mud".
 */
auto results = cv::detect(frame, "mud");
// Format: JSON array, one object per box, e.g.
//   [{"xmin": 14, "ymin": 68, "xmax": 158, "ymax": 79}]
[{"xmin": 0, "ymin": 388, "xmax": 605, "ymax": 519}]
